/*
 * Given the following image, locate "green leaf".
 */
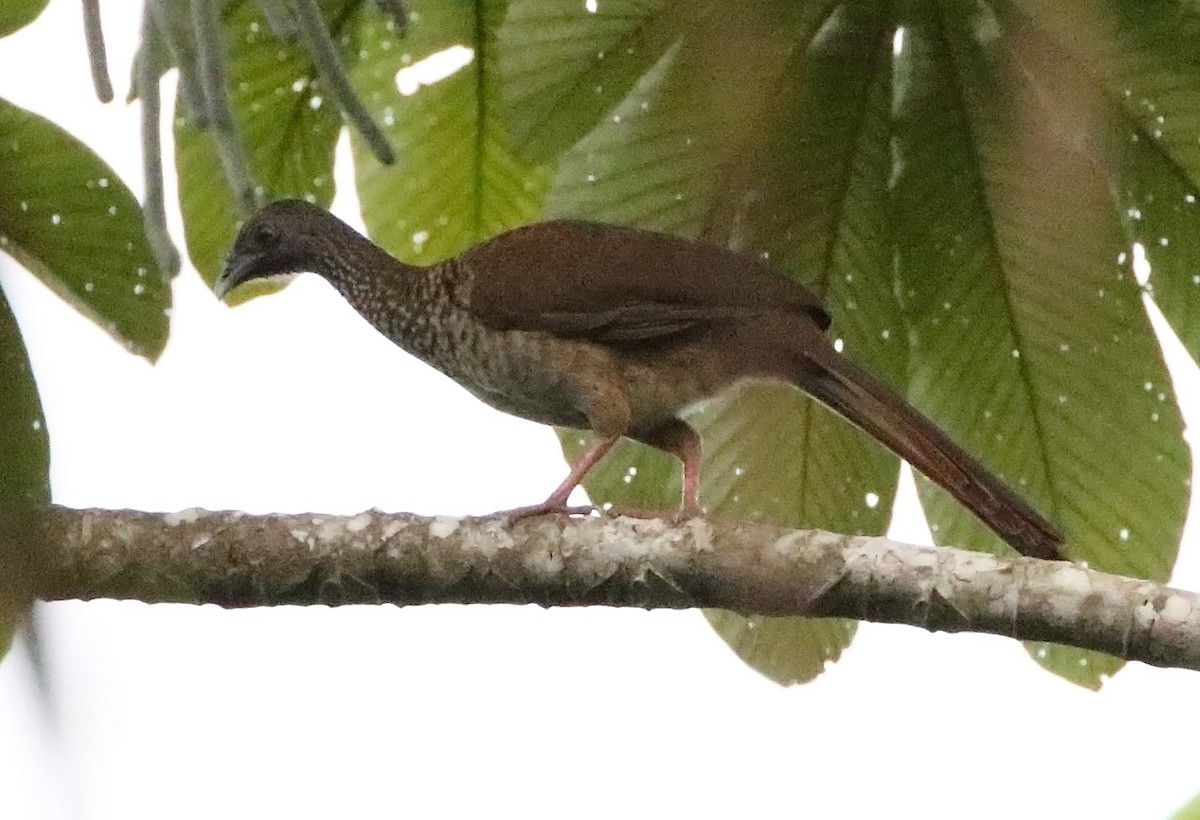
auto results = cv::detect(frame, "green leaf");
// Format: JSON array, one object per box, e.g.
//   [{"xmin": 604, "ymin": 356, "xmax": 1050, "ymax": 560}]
[
  {"xmin": 0, "ymin": 98, "xmax": 168, "ymax": 360},
  {"xmin": 543, "ymin": 0, "xmax": 806, "ymax": 234},
  {"xmin": 0, "ymin": 285, "xmax": 49, "ymax": 660},
  {"xmin": 1012, "ymin": 0, "xmax": 1200, "ymax": 182},
  {"xmin": 496, "ymin": 0, "xmax": 678, "ymax": 162},
  {"xmin": 1170, "ymin": 790, "xmax": 1200, "ymax": 820},
  {"xmin": 697, "ymin": 1, "xmax": 898, "ymax": 686},
  {"xmin": 705, "ymin": 611, "xmax": 856, "ymax": 686},
  {"xmin": 1023, "ymin": 644, "xmax": 1121, "ymax": 691},
  {"xmin": 175, "ymin": 0, "xmax": 350, "ymax": 289},
  {"xmin": 1005, "ymin": 2, "xmax": 1200, "ymax": 375},
  {"xmin": 892, "ymin": 0, "xmax": 1189, "ymax": 686},
  {"xmin": 0, "ymin": 287, "xmax": 47, "ymax": 505},
  {"xmin": 553, "ymin": 2, "xmax": 894, "ymax": 684},
  {"xmin": 0, "ymin": 0, "xmax": 47, "ymax": 38},
  {"xmin": 351, "ymin": 0, "xmax": 551, "ymax": 262},
  {"xmin": 1116, "ymin": 128, "xmax": 1200, "ymax": 365}
]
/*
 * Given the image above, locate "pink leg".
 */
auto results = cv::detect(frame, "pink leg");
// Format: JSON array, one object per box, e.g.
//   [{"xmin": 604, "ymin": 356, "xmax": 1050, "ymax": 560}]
[
  {"xmin": 500, "ymin": 435, "xmax": 620, "ymax": 520},
  {"xmin": 608, "ymin": 420, "xmax": 704, "ymax": 520},
  {"xmin": 674, "ymin": 429, "xmax": 702, "ymax": 516}
]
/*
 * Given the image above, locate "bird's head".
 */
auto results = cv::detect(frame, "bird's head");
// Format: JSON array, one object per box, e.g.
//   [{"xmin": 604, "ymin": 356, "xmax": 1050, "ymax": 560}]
[{"xmin": 215, "ymin": 199, "xmax": 342, "ymax": 300}]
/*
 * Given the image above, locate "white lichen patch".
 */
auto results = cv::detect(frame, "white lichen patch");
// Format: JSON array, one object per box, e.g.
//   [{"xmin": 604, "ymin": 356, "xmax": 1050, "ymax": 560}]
[
  {"xmin": 1160, "ymin": 593, "xmax": 1193, "ymax": 625},
  {"xmin": 345, "ymin": 512, "xmax": 373, "ymax": 533},
  {"xmin": 1133, "ymin": 597, "xmax": 1158, "ymax": 629},
  {"xmin": 380, "ymin": 520, "xmax": 405, "ymax": 541},
  {"xmin": 164, "ymin": 507, "xmax": 203, "ymax": 527},
  {"xmin": 566, "ymin": 517, "xmax": 697, "ymax": 588},
  {"xmin": 462, "ymin": 518, "xmax": 516, "ymax": 558},
  {"xmin": 804, "ymin": 533, "xmax": 884, "ymax": 572},
  {"xmin": 1051, "ymin": 565, "xmax": 1094, "ymax": 596},
  {"xmin": 428, "ymin": 516, "xmax": 461, "ymax": 539},
  {"xmin": 944, "ymin": 549, "xmax": 1001, "ymax": 579},
  {"xmin": 685, "ymin": 518, "xmax": 714, "ymax": 553},
  {"xmin": 317, "ymin": 518, "xmax": 347, "ymax": 542},
  {"xmin": 522, "ymin": 543, "xmax": 565, "ymax": 577},
  {"xmin": 1045, "ymin": 566, "xmax": 1095, "ymax": 620},
  {"xmin": 554, "ymin": 517, "xmax": 648, "ymax": 581}
]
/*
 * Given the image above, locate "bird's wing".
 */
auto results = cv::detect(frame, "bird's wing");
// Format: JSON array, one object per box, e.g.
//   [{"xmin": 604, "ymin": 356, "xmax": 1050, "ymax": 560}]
[{"xmin": 459, "ymin": 220, "xmax": 829, "ymax": 343}]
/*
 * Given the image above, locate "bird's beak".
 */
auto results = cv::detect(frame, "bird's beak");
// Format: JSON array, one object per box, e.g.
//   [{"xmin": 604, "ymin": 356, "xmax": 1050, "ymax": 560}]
[{"xmin": 213, "ymin": 256, "xmax": 251, "ymax": 301}]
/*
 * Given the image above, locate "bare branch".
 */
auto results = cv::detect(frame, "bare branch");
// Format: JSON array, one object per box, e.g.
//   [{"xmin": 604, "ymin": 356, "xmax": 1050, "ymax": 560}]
[
  {"xmin": 291, "ymin": 0, "xmax": 396, "ymax": 164},
  {"xmin": 81, "ymin": 0, "xmax": 113, "ymax": 103},
  {"xmin": 35, "ymin": 506, "xmax": 1200, "ymax": 672}
]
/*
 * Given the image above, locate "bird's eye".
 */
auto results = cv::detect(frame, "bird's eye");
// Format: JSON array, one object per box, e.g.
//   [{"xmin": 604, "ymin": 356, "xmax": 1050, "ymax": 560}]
[{"xmin": 251, "ymin": 224, "xmax": 279, "ymax": 248}]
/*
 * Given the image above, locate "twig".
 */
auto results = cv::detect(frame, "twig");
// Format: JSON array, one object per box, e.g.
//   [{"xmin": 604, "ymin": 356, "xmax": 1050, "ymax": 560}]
[
  {"xmin": 145, "ymin": 0, "xmax": 209, "ymax": 125},
  {"xmin": 375, "ymin": 0, "xmax": 409, "ymax": 33},
  {"xmin": 291, "ymin": 0, "xmax": 395, "ymax": 164},
  {"xmin": 190, "ymin": 0, "xmax": 260, "ymax": 214},
  {"xmin": 253, "ymin": 0, "xmax": 299, "ymax": 38},
  {"xmin": 81, "ymin": 0, "xmax": 113, "ymax": 102},
  {"xmin": 135, "ymin": 4, "xmax": 181, "ymax": 278}
]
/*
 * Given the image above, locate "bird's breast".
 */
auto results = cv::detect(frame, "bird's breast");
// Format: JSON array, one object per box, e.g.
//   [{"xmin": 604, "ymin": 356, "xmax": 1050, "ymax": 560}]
[{"xmin": 389, "ymin": 301, "xmax": 591, "ymax": 428}]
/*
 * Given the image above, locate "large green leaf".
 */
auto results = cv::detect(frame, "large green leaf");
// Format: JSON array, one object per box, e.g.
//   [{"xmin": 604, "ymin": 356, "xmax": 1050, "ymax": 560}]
[
  {"xmin": 0, "ymin": 0, "xmax": 47, "ymax": 38},
  {"xmin": 351, "ymin": 0, "xmax": 550, "ymax": 262},
  {"xmin": 551, "ymin": 1, "xmax": 898, "ymax": 684},
  {"xmin": 699, "ymin": 0, "xmax": 899, "ymax": 686},
  {"xmin": 1171, "ymin": 791, "xmax": 1200, "ymax": 820},
  {"xmin": 543, "ymin": 0, "xmax": 803, "ymax": 234},
  {"xmin": 175, "ymin": 0, "xmax": 351, "ymax": 288},
  {"xmin": 0, "ymin": 284, "xmax": 49, "ymax": 658},
  {"xmin": 0, "ymin": 287, "xmax": 47, "ymax": 504},
  {"xmin": 496, "ymin": 0, "xmax": 678, "ymax": 162},
  {"xmin": 892, "ymin": 0, "xmax": 1189, "ymax": 687},
  {"xmin": 1012, "ymin": 0, "xmax": 1200, "ymax": 181},
  {"xmin": 0, "ymin": 98, "xmax": 168, "ymax": 360},
  {"xmin": 1007, "ymin": 1, "xmax": 1200, "ymax": 372}
]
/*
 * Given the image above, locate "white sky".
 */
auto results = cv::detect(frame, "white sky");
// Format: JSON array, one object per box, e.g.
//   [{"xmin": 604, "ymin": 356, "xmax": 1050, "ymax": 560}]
[{"xmin": 2, "ymin": 3, "xmax": 1199, "ymax": 819}]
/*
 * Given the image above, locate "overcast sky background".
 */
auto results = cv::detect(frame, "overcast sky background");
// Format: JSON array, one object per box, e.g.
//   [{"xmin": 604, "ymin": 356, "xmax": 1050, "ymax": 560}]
[{"xmin": 1, "ymin": 3, "xmax": 1199, "ymax": 818}]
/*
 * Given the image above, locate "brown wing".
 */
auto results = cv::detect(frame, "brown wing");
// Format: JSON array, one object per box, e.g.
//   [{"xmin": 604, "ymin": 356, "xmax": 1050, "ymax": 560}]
[{"xmin": 460, "ymin": 220, "xmax": 830, "ymax": 342}]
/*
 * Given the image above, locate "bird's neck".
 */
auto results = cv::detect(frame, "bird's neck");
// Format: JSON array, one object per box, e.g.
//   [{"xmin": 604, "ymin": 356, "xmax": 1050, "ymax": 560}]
[
  {"xmin": 313, "ymin": 232, "xmax": 451, "ymax": 353},
  {"xmin": 315, "ymin": 233, "xmax": 425, "ymax": 317}
]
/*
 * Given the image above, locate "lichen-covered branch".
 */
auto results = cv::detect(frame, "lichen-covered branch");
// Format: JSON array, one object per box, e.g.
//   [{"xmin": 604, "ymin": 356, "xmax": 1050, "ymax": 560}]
[{"xmin": 31, "ymin": 506, "xmax": 1200, "ymax": 671}]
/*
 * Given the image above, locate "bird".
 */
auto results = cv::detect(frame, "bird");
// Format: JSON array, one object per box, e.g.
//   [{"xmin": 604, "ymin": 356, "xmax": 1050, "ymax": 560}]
[{"xmin": 216, "ymin": 199, "xmax": 1065, "ymax": 560}]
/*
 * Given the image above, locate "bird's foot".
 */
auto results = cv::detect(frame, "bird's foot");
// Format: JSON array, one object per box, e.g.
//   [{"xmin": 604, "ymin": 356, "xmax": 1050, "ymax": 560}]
[
  {"xmin": 602, "ymin": 503, "xmax": 702, "ymax": 524},
  {"xmin": 496, "ymin": 501, "xmax": 598, "ymax": 522}
]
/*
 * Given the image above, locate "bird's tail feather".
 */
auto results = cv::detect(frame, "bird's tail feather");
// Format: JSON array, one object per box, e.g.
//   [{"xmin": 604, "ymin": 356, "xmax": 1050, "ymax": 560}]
[{"xmin": 798, "ymin": 349, "xmax": 1064, "ymax": 560}]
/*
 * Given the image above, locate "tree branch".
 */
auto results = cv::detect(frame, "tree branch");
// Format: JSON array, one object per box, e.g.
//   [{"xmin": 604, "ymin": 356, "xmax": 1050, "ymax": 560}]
[{"xmin": 30, "ymin": 506, "xmax": 1200, "ymax": 671}]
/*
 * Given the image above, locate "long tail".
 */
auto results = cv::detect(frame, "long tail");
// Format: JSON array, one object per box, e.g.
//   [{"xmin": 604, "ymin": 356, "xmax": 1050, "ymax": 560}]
[{"xmin": 798, "ymin": 346, "xmax": 1064, "ymax": 560}]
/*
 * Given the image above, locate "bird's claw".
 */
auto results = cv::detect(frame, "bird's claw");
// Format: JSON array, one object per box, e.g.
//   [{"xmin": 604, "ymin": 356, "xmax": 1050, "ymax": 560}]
[
  {"xmin": 497, "ymin": 502, "xmax": 598, "ymax": 522},
  {"xmin": 601, "ymin": 504, "xmax": 703, "ymax": 524}
]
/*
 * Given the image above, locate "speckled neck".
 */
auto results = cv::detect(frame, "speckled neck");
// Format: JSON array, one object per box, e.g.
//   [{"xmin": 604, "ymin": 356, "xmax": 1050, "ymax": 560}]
[{"xmin": 307, "ymin": 226, "xmax": 459, "ymax": 363}]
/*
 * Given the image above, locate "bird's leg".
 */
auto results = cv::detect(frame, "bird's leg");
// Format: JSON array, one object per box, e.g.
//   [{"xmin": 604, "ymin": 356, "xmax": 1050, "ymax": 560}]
[
  {"xmin": 500, "ymin": 435, "xmax": 621, "ymax": 520},
  {"xmin": 607, "ymin": 420, "xmax": 704, "ymax": 521}
]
